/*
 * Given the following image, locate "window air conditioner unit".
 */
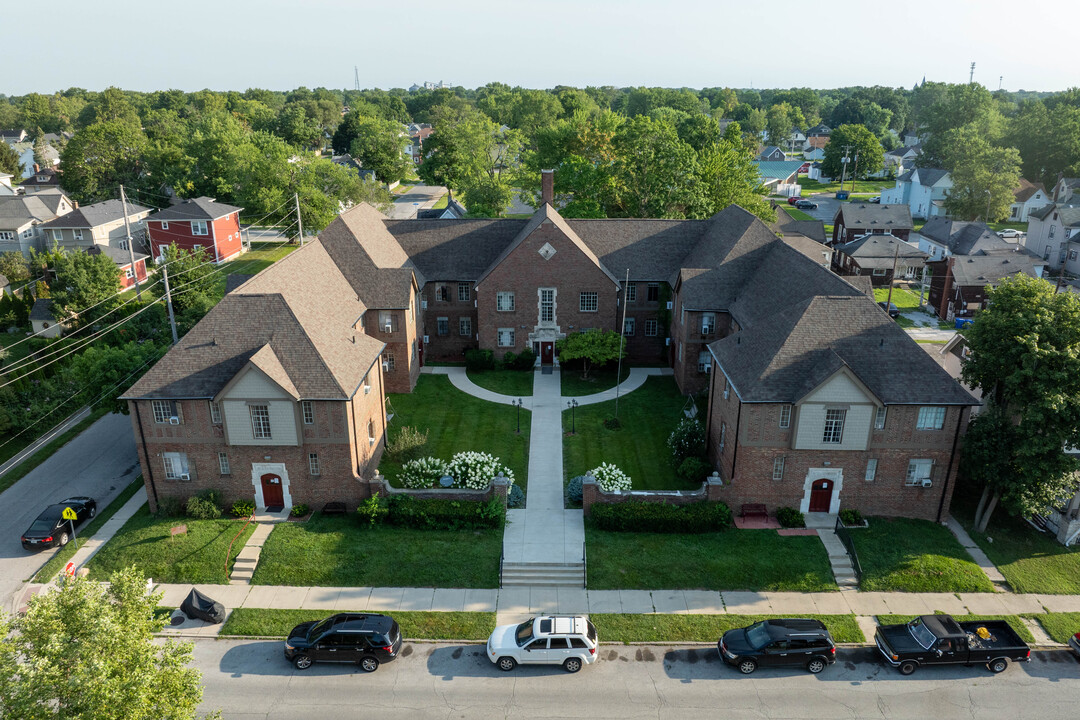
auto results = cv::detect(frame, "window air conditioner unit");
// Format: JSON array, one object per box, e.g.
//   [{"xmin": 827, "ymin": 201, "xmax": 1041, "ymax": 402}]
[
  {"xmin": 168, "ymin": 416, "xmax": 180, "ymax": 425},
  {"xmin": 421, "ymin": 300, "xmax": 427, "ymax": 309},
  {"xmin": 384, "ymin": 323, "xmax": 393, "ymax": 333},
  {"xmin": 665, "ymin": 338, "xmax": 671, "ymax": 346},
  {"xmin": 921, "ymin": 478, "xmax": 933, "ymax": 488},
  {"xmin": 382, "ymin": 360, "xmax": 390, "ymax": 371},
  {"xmin": 423, "ymin": 335, "xmax": 429, "ymax": 344},
  {"xmin": 179, "ymin": 473, "xmax": 190, "ymax": 481},
  {"xmin": 666, "ymin": 301, "xmax": 673, "ymax": 310},
  {"xmin": 364, "ymin": 385, "xmax": 371, "ymax": 395}
]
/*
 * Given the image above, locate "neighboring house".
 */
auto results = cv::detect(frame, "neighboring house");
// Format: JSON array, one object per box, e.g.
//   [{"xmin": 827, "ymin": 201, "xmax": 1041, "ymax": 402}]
[
  {"xmin": 0, "ymin": 189, "xmax": 74, "ymax": 256},
  {"xmin": 416, "ymin": 195, "xmax": 468, "ymax": 219},
  {"xmin": 86, "ymin": 244, "xmax": 150, "ymax": 289},
  {"xmin": 752, "ymin": 160, "xmax": 804, "ymax": 193},
  {"xmin": 880, "ymin": 168, "xmax": 952, "ymax": 219},
  {"xmin": 0, "ymin": 129, "xmax": 28, "ymax": 144},
  {"xmin": 1008, "ymin": 179, "xmax": 1050, "ymax": 222},
  {"xmin": 37, "ymin": 198, "xmax": 152, "ymax": 253},
  {"xmin": 147, "ymin": 197, "xmax": 244, "ymax": 263},
  {"xmin": 788, "ymin": 129, "xmax": 807, "ymax": 148},
  {"xmin": 331, "ymin": 154, "xmax": 375, "ymax": 182},
  {"xmin": 832, "ymin": 233, "xmax": 927, "ymax": 285},
  {"xmin": 805, "ymin": 124, "xmax": 830, "ymax": 150},
  {"xmin": 927, "ymin": 239, "xmax": 1046, "ymax": 321},
  {"xmin": 18, "ymin": 165, "xmax": 61, "ymax": 193},
  {"xmin": 803, "ymin": 146, "xmax": 825, "ymax": 161},
  {"xmin": 914, "ymin": 218, "xmax": 1003, "ymax": 262},
  {"xmin": 876, "ymin": 145, "xmax": 919, "ymax": 177},
  {"xmin": 831, "ymin": 203, "xmax": 913, "ymax": 245},
  {"xmin": 0, "ymin": 172, "xmax": 14, "ymax": 196},
  {"xmin": 806, "ymin": 161, "xmax": 824, "ymax": 181},
  {"xmin": 126, "ymin": 172, "xmax": 978, "ymax": 521},
  {"xmin": 758, "ymin": 146, "xmax": 786, "ymax": 162},
  {"xmin": 8, "ymin": 142, "xmax": 60, "ymax": 179},
  {"xmin": 1051, "ymin": 177, "xmax": 1080, "ymax": 203},
  {"xmin": 1022, "ymin": 204, "xmax": 1080, "ymax": 269},
  {"xmin": 30, "ymin": 298, "xmax": 62, "ymax": 338}
]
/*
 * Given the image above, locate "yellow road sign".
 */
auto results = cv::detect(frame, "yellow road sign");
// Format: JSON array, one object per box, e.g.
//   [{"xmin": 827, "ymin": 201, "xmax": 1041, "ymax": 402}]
[{"xmin": 62, "ymin": 507, "xmax": 78, "ymax": 521}]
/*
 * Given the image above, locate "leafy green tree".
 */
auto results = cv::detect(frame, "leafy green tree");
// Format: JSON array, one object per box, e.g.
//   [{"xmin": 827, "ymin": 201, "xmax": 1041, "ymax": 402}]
[
  {"xmin": 274, "ymin": 104, "xmax": 322, "ymax": 148},
  {"xmin": 347, "ymin": 115, "xmax": 410, "ymax": 184},
  {"xmin": 64, "ymin": 340, "xmax": 166, "ymax": 413},
  {"xmin": 460, "ymin": 176, "xmax": 513, "ymax": 217},
  {"xmin": 821, "ymin": 124, "xmax": 883, "ymax": 179},
  {"xmin": 729, "ymin": 103, "xmax": 766, "ymax": 135},
  {"xmin": 960, "ymin": 274, "xmax": 1080, "ymax": 532},
  {"xmin": 151, "ymin": 245, "xmax": 216, "ymax": 316},
  {"xmin": 59, "ymin": 120, "xmax": 147, "ymax": 203},
  {"xmin": 918, "ymin": 83, "xmax": 1003, "ymax": 167},
  {"xmin": 0, "ymin": 139, "xmax": 24, "ymax": 178},
  {"xmin": 0, "ymin": 251, "xmax": 31, "ymax": 284},
  {"xmin": 611, "ymin": 115, "xmax": 700, "ymax": 218},
  {"xmin": 941, "ymin": 127, "xmax": 1022, "ymax": 221},
  {"xmin": 556, "ymin": 330, "xmax": 626, "ymax": 379},
  {"xmin": 48, "ymin": 249, "xmax": 122, "ymax": 322},
  {"xmin": 1007, "ymin": 101, "xmax": 1080, "ymax": 189},
  {"xmin": 291, "ymin": 156, "xmax": 393, "ymax": 233},
  {"xmin": 0, "ymin": 567, "xmax": 218, "ymax": 720},
  {"xmin": 698, "ymin": 129, "xmax": 775, "ymax": 222},
  {"xmin": 418, "ymin": 105, "xmax": 522, "ymax": 193}
]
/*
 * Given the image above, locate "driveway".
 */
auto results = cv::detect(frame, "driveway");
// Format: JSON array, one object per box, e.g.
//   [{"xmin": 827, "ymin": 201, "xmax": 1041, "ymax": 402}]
[
  {"xmin": 196, "ymin": 639, "xmax": 1080, "ymax": 719},
  {"xmin": 386, "ymin": 183, "xmax": 448, "ymax": 219},
  {"xmin": 0, "ymin": 412, "xmax": 140, "ymax": 611},
  {"xmin": 799, "ymin": 193, "xmax": 843, "ymax": 226}
]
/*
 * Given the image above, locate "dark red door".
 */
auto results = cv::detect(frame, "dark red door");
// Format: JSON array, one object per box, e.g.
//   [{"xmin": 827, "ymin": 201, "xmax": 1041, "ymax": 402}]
[
  {"xmin": 261, "ymin": 473, "xmax": 284, "ymax": 507},
  {"xmin": 808, "ymin": 479, "xmax": 832, "ymax": 513},
  {"xmin": 541, "ymin": 342, "xmax": 554, "ymax": 365}
]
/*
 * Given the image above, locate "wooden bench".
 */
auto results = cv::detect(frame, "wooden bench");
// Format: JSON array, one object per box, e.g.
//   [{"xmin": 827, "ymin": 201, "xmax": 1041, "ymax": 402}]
[
  {"xmin": 322, "ymin": 502, "xmax": 347, "ymax": 516},
  {"xmin": 740, "ymin": 504, "xmax": 769, "ymax": 522}
]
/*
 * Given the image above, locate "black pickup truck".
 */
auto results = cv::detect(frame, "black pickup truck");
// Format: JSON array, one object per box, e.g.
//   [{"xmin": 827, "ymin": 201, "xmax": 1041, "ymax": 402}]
[{"xmin": 875, "ymin": 615, "xmax": 1030, "ymax": 675}]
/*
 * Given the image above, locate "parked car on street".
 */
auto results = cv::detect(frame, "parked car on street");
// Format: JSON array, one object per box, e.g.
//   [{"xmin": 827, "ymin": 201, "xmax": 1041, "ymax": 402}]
[
  {"xmin": 795, "ymin": 199, "xmax": 819, "ymax": 210},
  {"xmin": 487, "ymin": 615, "xmax": 598, "ymax": 673},
  {"xmin": 1069, "ymin": 631, "xmax": 1080, "ymax": 658},
  {"xmin": 284, "ymin": 613, "xmax": 402, "ymax": 671},
  {"xmin": 787, "ymin": 196, "xmax": 799, "ymax": 205},
  {"xmin": 718, "ymin": 619, "xmax": 837, "ymax": 674},
  {"xmin": 21, "ymin": 497, "xmax": 97, "ymax": 550},
  {"xmin": 875, "ymin": 615, "xmax": 1030, "ymax": 675},
  {"xmin": 869, "ymin": 196, "xmax": 881, "ymax": 204},
  {"xmin": 997, "ymin": 229, "xmax": 1023, "ymax": 239}
]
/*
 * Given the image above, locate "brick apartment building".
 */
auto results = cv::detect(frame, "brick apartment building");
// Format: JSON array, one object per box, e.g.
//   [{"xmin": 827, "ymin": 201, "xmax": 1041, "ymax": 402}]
[{"xmin": 124, "ymin": 172, "xmax": 977, "ymax": 519}]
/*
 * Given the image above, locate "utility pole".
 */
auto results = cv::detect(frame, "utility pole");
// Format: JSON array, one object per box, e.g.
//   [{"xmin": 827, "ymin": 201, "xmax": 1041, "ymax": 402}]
[
  {"xmin": 294, "ymin": 192, "xmax": 304, "ymax": 246},
  {"xmin": 969, "ymin": 62, "xmax": 976, "ymax": 84},
  {"xmin": 162, "ymin": 262, "xmax": 178, "ymax": 345},
  {"xmin": 885, "ymin": 242, "xmax": 901, "ymax": 311},
  {"xmin": 850, "ymin": 153, "xmax": 860, "ymax": 193},
  {"xmin": 354, "ymin": 66, "xmax": 360, "ymax": 92},
  {"xmin": 119, "ymin": 184, "xmax": 141, "ymax": 300},
  {"xmin": 918, "ymin": 265, "xmax": 928, "ymax": 307},
  {"xmin": 614, "ymin": 269, "xmax": 630, "ymax": 419},
  {"xmin": 838, "ymin": 145, "xmax": 853, "ymax": 190}
]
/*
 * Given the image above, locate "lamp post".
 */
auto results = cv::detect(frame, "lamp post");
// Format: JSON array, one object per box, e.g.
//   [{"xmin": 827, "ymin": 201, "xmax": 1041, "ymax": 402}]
[
  {"xmin": 985, "ymin": 189, "xmax": 993, "ymax": 222},
  {"xmin": 513, "ymin": 398, "xmax": 523, "ymax": 434},
  {"xmin": 567, "ymin": 399, "xmax": 578, "ymax": 435}
]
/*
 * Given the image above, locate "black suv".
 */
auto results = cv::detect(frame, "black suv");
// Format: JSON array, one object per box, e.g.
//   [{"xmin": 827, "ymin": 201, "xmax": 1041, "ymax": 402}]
[
  {"xmin": 718, "ymin": 618, "xmax": 836, "ymax": 674},
  {"xmin": 284, "ymin": 613, "xmax": 402, "ymax": 672}
]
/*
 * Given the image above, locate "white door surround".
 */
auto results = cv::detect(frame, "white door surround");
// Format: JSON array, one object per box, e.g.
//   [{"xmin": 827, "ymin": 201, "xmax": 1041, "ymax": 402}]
[
  {"xmin": 250, "ymin": 462, "xmax": 291, "ymax": 510},
  {"xmin": 800, "ymin": 467, "xmax": 843, "ymax": 514}
]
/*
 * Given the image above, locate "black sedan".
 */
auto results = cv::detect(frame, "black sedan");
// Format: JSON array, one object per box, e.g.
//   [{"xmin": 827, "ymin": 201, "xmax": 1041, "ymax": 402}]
[
  {"xmin": 718, "ymin": 618, "xmax": 836, "ymax": 674},
  {"xmin": 21, "ymin": 497, "xmax": 97, "ymax": 550}
]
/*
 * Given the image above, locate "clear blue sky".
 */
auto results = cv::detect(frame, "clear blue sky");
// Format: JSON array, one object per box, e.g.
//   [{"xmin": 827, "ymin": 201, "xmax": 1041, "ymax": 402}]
[{"xmin": 4, "ymin": 0, "xmax": 1076, "ymax": 95}]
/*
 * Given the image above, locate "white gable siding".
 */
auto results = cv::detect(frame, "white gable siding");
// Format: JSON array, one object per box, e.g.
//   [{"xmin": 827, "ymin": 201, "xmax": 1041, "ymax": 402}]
[
  {"xmin": 794, "ymin": 373, "xmax": 875, "ymax": 451},
  {"xmin": 222, "ymin": 368, "xmax": 291, "ymax": 400},
  {"xmin": 801, "ymin": 372, "xmax": 873, "ymax": 405},
  {"xmin": 222, "ymin": 400, "xmax": 298, "ymax": 446}
]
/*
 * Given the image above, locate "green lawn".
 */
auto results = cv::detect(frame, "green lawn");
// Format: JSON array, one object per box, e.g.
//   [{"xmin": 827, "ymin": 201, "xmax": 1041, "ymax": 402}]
[
  {"xmin": 586, "ymin": 527, "xmax": 837, "ymax": 592},
  {"xmin": 954, "ymin": 501, "xmax": 1080, "ymax": 594},
  {"xmin": 873, "ymin": 287, "xmax": 922, "ymax": 311},
  {"xmin": 847, "ymin": 517, "xmax": 994, "ymax": 593},
  {"xmin": 33, "ymin": 478, "xmax": 145, "ymax": 583},
  {"xmin": 430, "ymin": 193, "xmax": 449, "ymax": 210},
  {"xmin": 251, "ymin": 513, "xmax": 502, "ymax": 588},
  {"xmin": 593, "ymin": 613, "xmax": 864, "ymax": 644},
  {"xmin": 382, "ymin": 375, "xmax": 530, "ymax": 492},
  {"xmin": 87, "ymin": 506, "xmax": 256, "ymax": 584},
  {"xmin": 1026, "ymin": 613, "xmax": 1080, "ymax": 644},
  {"xmin": 222, "ymin": 608, "xmax": 495, "ymax": 640},
  {"xmin": 210, "ymin": 242, "xmax": 299, "ymax": 300},
  {"xmin": 467, "ymin": 368, "xmax": 534, "ymax": 397},
  {"xmin": 564, "ymin": 376, "xmax": 697, "ymax": 491},
  {"xmin": 798, "ymin": 178, "xmax": 892, "ymax": 195},
  {"xmin": 560, "ymin": 361, "xmax": 631, "ymax": 397},
  {"xmin": 0, "ymin": 406, "xmax": 110, "ymax": 495},
  {"xmin": 876, "ymin": 614, "xmax": 1035, "ymax": 644},
  {"xmin": 783, "ymin": 207, "xmax": 816, "ymax": 222}
]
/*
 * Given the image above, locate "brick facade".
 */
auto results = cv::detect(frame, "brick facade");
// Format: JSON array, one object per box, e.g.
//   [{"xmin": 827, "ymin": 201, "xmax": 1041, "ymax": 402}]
[{"xmin": 420, "ymin": 281, "xmax": 478, "ymax": 362}]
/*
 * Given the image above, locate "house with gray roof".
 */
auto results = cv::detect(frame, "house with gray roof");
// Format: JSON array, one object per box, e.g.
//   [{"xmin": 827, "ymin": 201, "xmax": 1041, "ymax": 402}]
[
  {"xmin": 916, "ymin": 218, "xmax": 1008, "ymax": 261},
  {"xmin": 880, "ymin": 168, "xmax": 952, "ymax": 219},
  {"xmin": 832, "ymin": 233, "xmax": 928, "ymax": 285},
  {"xmin": 38, "ymin": 198, "xmax": 152, "ymax": 253},
  {"xmin": 19, "ymin": 165, "xmax": 61, "ymax": 193},
  {"xmin": 831, "ymin": 203, "xmax": 914, "ymax": 245},
  {"xmin": 1009, "ymin": 179, "xmax": 1049, "ymax": 222},
  {"xmin": 147, "ymin": 196, "xmax": 245, "ymax": 263},
  {"xmin": 758, "ymin": 146, "xmax": 786, "ymax": 162},
  {"xmin": 0, "ymin": 189, "xmax": 75, "ymax": 256},
  {"xmin": 29, "ymin": 298, "xmax": 62, "ymax": 338},
  {"xmin": 1023, "ymin": 203, "xmax": 1080, "ymax": 270},
  {"xmin": 927, "ymin": 235, "xmax": 1046, "ymax": 321}
]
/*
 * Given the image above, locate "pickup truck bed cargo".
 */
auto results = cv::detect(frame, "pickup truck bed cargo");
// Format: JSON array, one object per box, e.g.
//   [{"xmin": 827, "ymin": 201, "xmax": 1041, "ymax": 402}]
[{"xmin": 875, "ymin": 615, "xmax": 1030, "ymax": 675}]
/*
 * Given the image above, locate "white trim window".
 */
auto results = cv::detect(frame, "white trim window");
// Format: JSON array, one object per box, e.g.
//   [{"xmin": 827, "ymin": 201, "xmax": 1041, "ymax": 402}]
[
  {"xmin": 539, "ymin": 288, "xmax": 555, "ymax": 322},
  {"xmin": 163, "ymin": 452, "xmax": 189, "ymax": 480},
  {"xmin": 623, "ymin": 317, "xmax": 635, "ymax": 335},
  {"xmin": 496, "ymin": 291, "xmax": 515, "ymax": 312},
  {"xmin": 779, "ymin": 404, "xmax": 791, "ymax": 429},
  {"xmin": 152, "ymin": 400, "xmax": 178, "ymax": 424},
  {"xmin": 368, "ymin": 419, "xmax": 376, "ymax": 445},
  {"xmin": 308, "ymin": 452, "xmax": 321, "ymax": 476},
  {"xmin": 718, "ymin": 422, "xmax": 727, "ymax": 452},
  {"xmin": 209, "ymin": 401, "xmax": 221, "ymax": 424},
  {"xmin": 916, "ymin": 406, "xmax": 946, "ymax": 430},
  {"xmin": 645, "ymin": 319, "xmax": 658, "ymax": 337},
  {"xmin": 302, "ymin": 400, "xmax": 314, "ymax": 425},
  {"xmin": 191, "ymin": 220, "xmax": 209, "ymax": 236},
  {"xmin": 0, "ymin": 231, "xmax": 13, "ymax": 241},
  {"xmin": 384, "ymin": 351, "xmax": 395, "ymax": 372},
  {"xmin": 459, "ymin": 317, "xmax": 472, "ymax": 336},
  {"xmin": 906, "ymin": 459, "xmax": 934, "ymax": 486},
  {"xmin": 822, "ymin": 408, "xmax": 846, "ymax": 444},
  {"xmin": 73, "ymin": 229, "xmax": 83, "ymax": 241},
  {"xmin": 865, "ymin": 458, "xmax": 877, "ymax": 482},
  {"xmin": 772, "ymin": 455, "xmax": 785, "ymax": 481},
  {"xmin": 872, "ymin": 268, "xmax": 887, "ymax": 276},
  {"xmin": 249, "ymin": 404, "xmax": 271, "ymax": 439},
  {"xmin": 51, "ymin": 229, "xmax": 62, "ymax": 242},
  {"xmin": 125, "ymin": 267, "xmax": 134, "ymax": 279},
  {"xmin": 457, "ymin": 282, "xmax": 470, "ymax": 302},
  {"xmin": 579, "ymin": 291, "xmax": 598, "ymax": 312},
  {"xmin": 160, "ymin": 221, "xmax": 169, "ymax": 230},
  {"xmin": 497, "ymin": 328, "xmax": 515, "ymax": 347},
  {"xmin": 378, "ymin": 311, "xmax": 394, "ymax": 333},
  {"xmin": 625, "ymin": 282, "xmax": 636, "ymax": 302},
  {"xmin": 875, "ymin": 406, "xmax": 887, "ymax": 430},
  {"xmin": 118, "ymin": 239, "xmax": 129, "ymax": 250},
  {"xmin": 701, "ymin": 312, "xmax": 716, "ymax": 335},
  {"xmin": 218, "ymin": 452, "xmax": 231, "ymax": 475},
  {"xmin": 698, "ymin": 350, "xmax": 711, "ymax": 373}
]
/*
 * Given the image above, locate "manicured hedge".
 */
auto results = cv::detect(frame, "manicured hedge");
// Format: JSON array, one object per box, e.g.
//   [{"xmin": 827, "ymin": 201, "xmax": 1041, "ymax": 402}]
[
  {"xmin": 385, "ymin": 495, "xmax": 505, "ymax": 530},
  {"xmin": 589, "ymin": 500, "xmax": 731, "ymax": 533}
]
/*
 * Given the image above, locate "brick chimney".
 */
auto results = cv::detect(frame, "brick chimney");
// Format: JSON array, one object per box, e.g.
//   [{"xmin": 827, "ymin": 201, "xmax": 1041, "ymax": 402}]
[
  {"xmin": 541, "ymin": 169, "xmax": 554, "ymax": 206},
  {"xmin": 33, "ymin": 163, "xmax": 40, "ymax": 173},
  {"xmin": 938, "ymin": 256, "xmax": 955, "ymax": 321}
]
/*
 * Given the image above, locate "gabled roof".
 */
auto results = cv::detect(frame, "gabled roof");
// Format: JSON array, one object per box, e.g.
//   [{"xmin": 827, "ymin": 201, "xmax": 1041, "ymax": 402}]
[
  {"xmin": 30, "ymin": 298, "xmax": 55, "ymax": 322},
  {"xmin": 1013, "ymin": 178, "xmax": 1046, "ymax": 204},
  {"xmin": 896, "ymin": 168, "xmax": 950, "ymax": 187},
  {"xmin": 0, "ymin": 191, "xmax": 71, "ymax": 230},
  {"xmin": 948, "ymin": 249, "xmax": 1044, "ymax": 287},
  {"xmin": 836, "ymin": 203, "xmax": 913, "ymax": 230},
  {"xmin": 769, "ymin": 214, "xmax": 827, "ymax": 243},
  {"xmin": 710, "ymin": 295, "xmax": 976, "ymax": 405},
  {"xmin": 151, "ymin": 196, "xmax": 243, "ymax": 222},
  {"xmin": 919, "ymin": 219, "xmax": 1013, "ymax": 255},
  {"xmin": 806, "ymin": 124, "xmax": 831, "ymax": 136},
  {"xmin": 86, "ymin": 244, "xmax": 148, "ymax": 268},
  {"xmin": 834, "ymin": 234, "xmax": 927, "ymax": 268},
  {"xmin": 39, "ymin": 199, "xmax": 151, "ymax": 230},
  {"xmin": 759, "ymin": 146, "xmax": 785, "ymax": 157},
  {"xmin": 752, "ymin": 160, "xmax": 804, "ymax": 181},
  {"xmin": 245, "ymin": 344, "xmax": 300, "ymax": 399},
  {"xmin": 318, "ymin": 204, "xmax": 420, "ymax": 308}
]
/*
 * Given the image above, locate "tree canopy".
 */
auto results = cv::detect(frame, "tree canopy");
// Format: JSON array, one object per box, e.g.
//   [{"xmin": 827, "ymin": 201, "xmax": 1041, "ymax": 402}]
[
  {"xmin": 557, "ymin": 330, "xmax": 626, "ymax": 379},
  {"xmin": 821, "ymin": 124, "xmax": 884, "ymax": 180}
]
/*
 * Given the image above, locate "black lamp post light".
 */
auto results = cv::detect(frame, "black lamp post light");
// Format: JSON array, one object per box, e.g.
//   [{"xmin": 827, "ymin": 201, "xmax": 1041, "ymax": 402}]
[
  {"xmin": 567, "ymin": 399, "xmax": 578, "ymax": 435},
  {"xmin": 513, "ymin": 398, "xmax": 523, "ymax": 434}
]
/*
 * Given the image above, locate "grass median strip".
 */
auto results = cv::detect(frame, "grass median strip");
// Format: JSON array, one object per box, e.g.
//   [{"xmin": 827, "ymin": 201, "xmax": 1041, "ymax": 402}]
[
  {"xmin": 1024, "ymin": 612, "xmax": 1080, "ymax": 644},
  {"xmin": 32, "ymin": 477, "xmax": 145, "ymax": 583},
  {"xmin": 876, "ymin": 614, "xmax": 1035, "ymax": 644},
  {"xmin": 221, "ymin": 608, "xmax": 496, "ymax": 640},
  {"xmin": 591, "ymin": 614, "xmax": 864, "ymax": 644}
]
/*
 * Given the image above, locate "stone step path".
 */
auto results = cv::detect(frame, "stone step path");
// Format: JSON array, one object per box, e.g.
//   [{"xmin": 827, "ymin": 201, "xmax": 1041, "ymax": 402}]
[
  {"xmin": 501, "ymin": 561, "xmax": 585, "ymax": 587},
  {"xmin": 229, "ymin": 509, "xmax": 290, "ymax": 585},
  {"xmin": 817, "ymin": 528, "xmax": 859, "ymax": 588}
]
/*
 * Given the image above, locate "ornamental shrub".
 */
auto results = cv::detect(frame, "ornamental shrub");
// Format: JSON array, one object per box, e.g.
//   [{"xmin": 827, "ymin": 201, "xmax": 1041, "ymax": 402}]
[
  {"xmin": 589, "ymin": 501, "xmax": 732, "ymax": 533},
  {"xmin": 514, "ymin": 348, "xmax": 537, "ymax": 370},
  {"xmin": 502, "ymin": 351, "xmax": 517, "ymax": 368},
  {"xmin": 230, "ymin": 500, "xmax": 256, "ymax": 518},
  {"xmin": 387, "ymin": 425, "xmax": 428, "ymax": 461},
  {"xmin": 357, "ymin": 493, "xmax": 387, "ymax": 527},
  {"xmin": 386, "ymin": 495, "xmax": 505, "ymax": 530},
  {"xmin": 776, "ymin": 507, "xmax": 805, "ymax": 528},
  {"xmin": 566, "ymin": 476, "xmax": 586, "ymax": 505},
  {"xmin": 507, "ymin": 484, "xmax": 525, "ymax": 509},
  {"xmin": 667, "ymin": 418, "xmax": 706, "ymax": 465},
  {"xmin": 589, "ymin": 462, "xmax": 632, "ymax": 492},
  {"xmin": 839, "ymin": 508, "xmax": 864, "ymax": 527},
  {"xmin": 398, "ymin": 456, "xmax": 448, "ymax": 488},
  {"xmin": 465, "ymin": 348, "xmax": 495, "ymax": 372},
  {"xmin": 186, "ymin": 495, "xmax": 221, "ymax": 520},
  {"xmin": 447, "ymin": 451, "xmax": 515, "ymax": 490},
  {"xmin": 290, "ymin": 503, "xmax": 310, "ymax": 517},
  {"xmin": 676, "ymin": 456, "xmax": 712, "ymax": 483}
]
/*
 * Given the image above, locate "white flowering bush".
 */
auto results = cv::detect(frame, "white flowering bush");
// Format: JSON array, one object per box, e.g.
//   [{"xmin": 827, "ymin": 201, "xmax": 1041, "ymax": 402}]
[
  {"xmin": 589, "ymin": 462, "xmax": 632, "ymax": 492},
  {"xmin": 447, "ymin": 451, "xmax": 515, "ymax": 490},
  {"xmin": 398, "ymin": 456, "xmax": 448, "ymax": 488}
]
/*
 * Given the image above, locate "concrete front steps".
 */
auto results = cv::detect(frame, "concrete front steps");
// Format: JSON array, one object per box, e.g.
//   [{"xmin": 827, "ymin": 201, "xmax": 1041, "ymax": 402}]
[
  {"xmin": 817, "ymin": 529, "xmax": 860, "ymax": 588},
  {"xmin": 501, "ymin": 561, "xmax": 585, "ymax": 587}
]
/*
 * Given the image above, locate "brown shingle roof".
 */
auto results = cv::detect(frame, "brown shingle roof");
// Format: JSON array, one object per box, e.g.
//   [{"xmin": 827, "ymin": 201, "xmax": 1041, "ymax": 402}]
[{"xmin": 319, "ymin": 205, "xmax": 419, "ymax": 309}]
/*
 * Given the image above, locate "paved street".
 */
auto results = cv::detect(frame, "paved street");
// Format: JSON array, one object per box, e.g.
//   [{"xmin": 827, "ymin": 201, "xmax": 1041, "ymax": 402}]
[
  {"xmin": 0, "ymin": 412, "xmax": 139, "ymax": 612},
  {"xmin": 386, "ymin": 183, "xmax": 448, "ymax": 219},
  {"xmin": 196, "ymin": 639, "xmax": 1080, "ymax": 719}
]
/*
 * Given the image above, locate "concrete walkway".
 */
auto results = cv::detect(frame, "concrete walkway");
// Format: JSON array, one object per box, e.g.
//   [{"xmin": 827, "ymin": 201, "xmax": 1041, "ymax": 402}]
[{"xmin": 946, "ymin": 516, "xmax": 1010, "ymax": 589}]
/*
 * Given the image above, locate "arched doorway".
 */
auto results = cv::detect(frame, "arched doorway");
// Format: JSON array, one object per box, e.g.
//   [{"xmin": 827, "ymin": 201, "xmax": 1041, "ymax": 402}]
[
  {"xmin": 808, "ymin": 478, "xmax": 833, "ymax": 513},
  {"xmin": 260, "ymin": 473, "xmax": 284, "ymax": 507}
]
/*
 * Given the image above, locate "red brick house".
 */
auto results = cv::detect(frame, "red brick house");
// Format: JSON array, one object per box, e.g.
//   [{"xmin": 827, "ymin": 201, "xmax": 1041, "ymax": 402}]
[{"xmin": 147, "ymin": 197, "xmax": 244, "ymax": 263}]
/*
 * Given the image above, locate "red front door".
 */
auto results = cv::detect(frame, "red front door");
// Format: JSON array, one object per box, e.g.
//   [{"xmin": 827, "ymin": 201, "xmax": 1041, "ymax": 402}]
[
  {"xmin": 541, "ymin": 342, "xmax": 554, "ymax": 365},
  {"xmin": 808, "ymin": 479, "xmax": 832, "ymax": 513},
  {"xmin": 261, "ymin": 473, "xmax": 284, "ymax": 507}
]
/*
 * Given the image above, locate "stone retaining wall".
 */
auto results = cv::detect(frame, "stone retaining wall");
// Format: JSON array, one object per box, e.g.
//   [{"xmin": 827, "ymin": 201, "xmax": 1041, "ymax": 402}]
[{"xmin": 581, "ymin": 474, "xmax": 725, "ymax": 516}]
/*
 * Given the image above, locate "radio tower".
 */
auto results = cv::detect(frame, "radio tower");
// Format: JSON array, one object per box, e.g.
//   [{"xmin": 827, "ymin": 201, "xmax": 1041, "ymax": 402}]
[
  {"xmin": 354, "ymin": 66, "xmax": 360, "ymax": 92},
  {"xmin": 969, "ymin": 62, "xmax": 976, "ymax": 84}
]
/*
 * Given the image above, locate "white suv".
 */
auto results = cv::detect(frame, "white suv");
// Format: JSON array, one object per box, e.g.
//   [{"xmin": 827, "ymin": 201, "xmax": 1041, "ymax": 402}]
[{"xmin": 487, "ymin": 615, "xmax": 598, "ymax": 673}]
